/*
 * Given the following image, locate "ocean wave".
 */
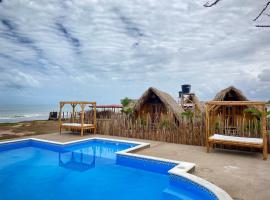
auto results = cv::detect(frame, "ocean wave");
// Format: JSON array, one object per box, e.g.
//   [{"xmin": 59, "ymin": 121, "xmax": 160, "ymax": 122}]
[{"xmin": 0, "ymin": 113, "xmax": 47, "ymax": 120}]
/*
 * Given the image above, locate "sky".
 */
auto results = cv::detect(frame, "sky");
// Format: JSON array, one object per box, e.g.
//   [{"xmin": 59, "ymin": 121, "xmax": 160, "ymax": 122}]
[{"xmin": 0, "ymin": 0, "xmax": 270, "ymax": 105}]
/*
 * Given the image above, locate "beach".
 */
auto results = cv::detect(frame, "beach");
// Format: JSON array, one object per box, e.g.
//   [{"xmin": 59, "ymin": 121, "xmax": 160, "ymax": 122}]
[
  {"xmin": 0, "ymin": 104, "xmax": 59, "ymax": 140},
  {"xmin": 0, "ymin": 104, "xmax": 58, "ymax": 123},
  {"xmin": 0, "ymin": 120, "xmax": 59, "ymax": 140}
]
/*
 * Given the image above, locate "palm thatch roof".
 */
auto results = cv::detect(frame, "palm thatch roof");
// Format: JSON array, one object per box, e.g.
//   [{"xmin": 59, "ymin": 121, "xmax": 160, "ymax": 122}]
[
  {"xmin": 192, "ymin": 94, "xmax": 203, "ymax": 113},
  {"xmin": 213, "ymin": 86, "xmax": 248, "ymax": 101},
  {"xmin": 134, "ymin": 87, "xmax": 184, "ymax": 121}
]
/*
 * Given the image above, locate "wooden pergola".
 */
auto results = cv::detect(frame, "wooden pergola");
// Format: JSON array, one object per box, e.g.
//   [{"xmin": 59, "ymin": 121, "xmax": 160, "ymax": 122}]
[
  {"xmin": 59, "ymin": 101, "xmax": 97, "ymax": 136},
  {"xmin": 205, "ymin": 101, "xmax": 268, "ymax": 160}
]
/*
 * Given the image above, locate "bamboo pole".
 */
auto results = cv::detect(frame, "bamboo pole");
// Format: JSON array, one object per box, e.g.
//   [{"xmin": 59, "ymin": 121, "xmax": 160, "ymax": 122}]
[
  {"xmin": 71, "ymin": 104, "xmax": 77, "ymax": 123},
  {"xmin": 262, "ymin": 105, "xmax": 268, "ymax": 160},
  {"xmin": 93, "ymin": 103, "xmax": 97, "ymax": 134},
  {"xmin": 59, "ymin": 102, "xmax": 64, "ymax": 134},
  {"xmin": 80, "ymin": 103, "xmax": 85, "ymax": 136},
  {"xmin": 205, "ymin": 104, "xmax": 210, "ymax": 152}
]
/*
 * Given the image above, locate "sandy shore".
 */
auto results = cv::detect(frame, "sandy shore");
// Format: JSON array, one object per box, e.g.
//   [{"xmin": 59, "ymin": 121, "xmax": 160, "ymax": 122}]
[{"xmin": 0, "ymin": 120, "xmax": 59, "ymax": 140}]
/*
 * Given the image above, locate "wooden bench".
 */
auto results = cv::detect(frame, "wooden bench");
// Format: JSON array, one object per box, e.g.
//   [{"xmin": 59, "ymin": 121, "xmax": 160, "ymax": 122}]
[
  {"xmin": 207, "ymin": 134, "xmax": 267, "ymax": 160},
  {"xmin": 205, "ymin": 101, "xmax": 268, "ymax": 160}
]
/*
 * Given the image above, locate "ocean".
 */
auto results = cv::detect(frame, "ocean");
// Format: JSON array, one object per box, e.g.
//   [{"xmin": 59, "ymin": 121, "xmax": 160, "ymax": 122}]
[{"xmin": 0, "ymin": 104, "xmax": 58, "ymax": 123}]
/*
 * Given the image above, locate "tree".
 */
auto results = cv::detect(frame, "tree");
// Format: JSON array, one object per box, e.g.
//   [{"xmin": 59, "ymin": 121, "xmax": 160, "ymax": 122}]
[
  {"xmin": 121, "ymin": 97, "xmax": 131, "ymax": 107},
  {"xmin": 204, "ymin": 0, "xmax": 270, "ymax": 27}
]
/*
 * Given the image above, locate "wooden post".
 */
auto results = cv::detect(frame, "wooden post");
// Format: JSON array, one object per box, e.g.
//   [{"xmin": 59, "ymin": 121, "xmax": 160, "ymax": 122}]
[
  {"xmin": 59, "ymin": 102, "xmax": 64, "ymax": 134},
  {"xmin": 80, "ymin": 104, "xmax": 85, "ymax": 136},
  {"xmin": 93, "ymin": 102, "xmax": 97, "ymax": 134},
  {"xmin": 205, "ymin": 104, "xmax": 210, "ymax": 152},
  {"xmin": 262, "ymin": 105, "xmax": 268, "ymax": 160},
  {"xmin": 71, "ymin": 104, "xmax": 77, "ymax": 125}
]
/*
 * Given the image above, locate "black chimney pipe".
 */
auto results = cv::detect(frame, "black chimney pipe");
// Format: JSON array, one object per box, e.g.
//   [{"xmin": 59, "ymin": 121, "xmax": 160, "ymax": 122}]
[{"xmin": 181, "ymin": 84, "xmax": 191, "ymax": 94}]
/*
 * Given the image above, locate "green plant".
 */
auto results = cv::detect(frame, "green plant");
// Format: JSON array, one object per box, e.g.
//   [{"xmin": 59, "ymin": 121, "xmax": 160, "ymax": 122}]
[
  {"xmin": 244, "ymin": 108, "xmax": 262, "ymax": 120},
  {"xmin": 139, "ymin": 117, "xmax": 146, "ymax": 126},
  {"xmin": 181, "ymin": 110, "xmax": 194, "ymax": 121},
  {"xmin": 267, "ymin": 111, "xmax": 270, "ymax": 118},
  {"xmin": 214, "ymin": 121, "xmax": 220, "ymax": 131},
  {"xmin": 122, "ymin": 107, "xmax": 133, "ymax": 115},
  {"xmin": 0, "ymin": 122, "xmax": 19, "ymax": 127},
  {"xmin": 121, "ymin": 97, "xmax": 131, "ymax": 107},
  {"xmin": 159, "ymin": 118, "xmax": 170, "ymax": 129}
]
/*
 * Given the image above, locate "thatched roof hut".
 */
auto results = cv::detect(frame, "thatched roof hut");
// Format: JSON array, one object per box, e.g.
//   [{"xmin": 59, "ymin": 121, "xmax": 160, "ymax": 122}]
[
  {"xmin": 213, "ymin": 86, "xmax": 248, "ymax": 101},
  {"xmin": 134, "ymin": 87, "xmax": 184, "ymax": 122},
  {"xmin": 209, "ymin": 86, "xmax": 256, "ymax": 136}
]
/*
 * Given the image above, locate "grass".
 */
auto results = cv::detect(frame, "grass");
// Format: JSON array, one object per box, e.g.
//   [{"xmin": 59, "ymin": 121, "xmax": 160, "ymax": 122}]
[
  {"xmin": 33, "ymin": 130, "xmax": 48, "ymax": 135},
  {"xmin": 0, "ymin": 122, "xmax": 19, "ymax": 127}
]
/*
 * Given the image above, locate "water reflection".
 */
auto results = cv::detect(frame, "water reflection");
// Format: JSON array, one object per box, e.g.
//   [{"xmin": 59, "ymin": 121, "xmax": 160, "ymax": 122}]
[
  {"xmin": 58, "ymin": 141, "xmax": 137, "ymax": 172},
  {"xmin": 58, "ymin": 147, "xmax": 96, "ymax": 172}
]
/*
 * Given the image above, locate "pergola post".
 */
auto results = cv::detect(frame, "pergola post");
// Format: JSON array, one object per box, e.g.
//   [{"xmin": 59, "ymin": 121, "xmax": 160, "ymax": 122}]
[
  {"xmin": 93, "ymin": 102, "xmax": 97, "ymax": 134},
  {"xmin": 262, "ymin": 105, "xmax": 268, "ymax": 160},
  {"xmin": 80, "ymin": 104, "xmax": 86, "ymax": 136},
  {"xmin": 205, "ymin": 103, "xmax": 210, "ymax": 152},
  {"xmin": 71, "ymin": 104, "xmax": 77, "ymax": 123},
  {"xmin": 59, "ymin": 102, "xmax": 64, "ymax": 134}
]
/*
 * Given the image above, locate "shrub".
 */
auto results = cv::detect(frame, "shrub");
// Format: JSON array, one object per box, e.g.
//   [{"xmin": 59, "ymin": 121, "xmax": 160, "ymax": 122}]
[
  {"xmin": 244, "ymin": 108, "xmax": 262, "ymax": 120},
  {"xmin": 181, "ymin": 110, "xmax": 194, "ymax": 121},
  {"xmin": 121, "ymin": 97, "xmax": 131, "ymax": 107}
]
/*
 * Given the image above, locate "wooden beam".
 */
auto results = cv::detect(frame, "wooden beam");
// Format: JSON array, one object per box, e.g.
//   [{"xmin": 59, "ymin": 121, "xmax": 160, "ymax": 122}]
[
  {"xmin": 60, "ymin": 101, "xmax": 96, "ymax": 105},
  {"xmin": 205, "ymin": 101, "xmax": 266, "ymax": 106}
]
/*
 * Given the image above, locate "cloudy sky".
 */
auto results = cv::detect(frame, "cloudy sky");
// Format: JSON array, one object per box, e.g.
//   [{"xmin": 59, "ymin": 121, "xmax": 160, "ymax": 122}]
[{"xmin": 0, "ymin": 0, "xmax": 270, "ymax": 105}]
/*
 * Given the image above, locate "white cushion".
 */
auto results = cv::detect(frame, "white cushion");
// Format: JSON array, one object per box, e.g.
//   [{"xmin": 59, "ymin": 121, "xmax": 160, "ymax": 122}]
[
  {"xmin": 209, "ymin": 134, "xmax": 263, "ymax": 145},
  {"xmin": 62, "ymin": 123, "xmax": 94, "ymax": 127}
]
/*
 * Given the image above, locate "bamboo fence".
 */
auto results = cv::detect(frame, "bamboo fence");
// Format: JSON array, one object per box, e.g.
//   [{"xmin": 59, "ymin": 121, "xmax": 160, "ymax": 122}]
[
  {"xmin": 96, "ymin": 113, "xmax": 205, "ymax": 146},
  {"xmin": 60, "ymin": 111, "xmax": 270, "ymax": 149}
]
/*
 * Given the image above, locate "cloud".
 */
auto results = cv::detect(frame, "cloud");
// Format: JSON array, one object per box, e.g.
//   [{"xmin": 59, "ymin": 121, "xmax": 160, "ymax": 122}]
[
  {"xmin": 0, "ymin": 0, "xmax": 269, "ymax": 104},
  {"xmin": 0, "ymin": 68, "xmax": 40, "ymax": 90},
  {"xmin": 258, "ymin": 69, "xmax": 270, "ymax": 82}
]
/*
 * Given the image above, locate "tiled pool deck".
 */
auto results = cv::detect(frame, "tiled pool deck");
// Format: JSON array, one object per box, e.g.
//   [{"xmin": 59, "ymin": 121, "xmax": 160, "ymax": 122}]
[{"xmin": 2, "ymin": 132, "xmax": 270, "ymax": 200}]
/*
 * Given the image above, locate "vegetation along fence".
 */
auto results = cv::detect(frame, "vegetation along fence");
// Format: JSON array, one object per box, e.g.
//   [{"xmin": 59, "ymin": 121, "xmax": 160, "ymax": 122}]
[
  {"xmin": 96, "ymin": 113, "xmax": 205, "ymax": 146},
  {"xmin": 61, "ymin": 110, "xmax": 270, "ymax": 148},
  {"xmin": 96, "ymin": 112, "xmax": 270, "ymax": 148}
]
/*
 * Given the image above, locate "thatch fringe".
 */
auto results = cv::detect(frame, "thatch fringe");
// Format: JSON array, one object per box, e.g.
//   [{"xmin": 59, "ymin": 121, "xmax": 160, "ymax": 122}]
[{"xmin": 213, "ymin": 86, "xmax": 248, "ymax": 101}]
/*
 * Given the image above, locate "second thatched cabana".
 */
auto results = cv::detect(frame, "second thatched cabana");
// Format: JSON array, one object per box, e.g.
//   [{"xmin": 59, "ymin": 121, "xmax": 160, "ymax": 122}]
[
  {"xmin": 133, "ymin": 87, "xmax": 184, "ymax": 124},
  {"xmin": 208, "ymin": 86, "xmax": 256, "ymax": 135},
  {"xmin": 205, "ymin": 86, "xmax": 268, "ymax": 159}
]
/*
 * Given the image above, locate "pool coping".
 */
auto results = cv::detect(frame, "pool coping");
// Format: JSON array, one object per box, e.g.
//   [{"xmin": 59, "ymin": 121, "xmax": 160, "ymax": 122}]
[{"xmin": 0, "ymin": 137, "xmax": 233, "ymax": 200}]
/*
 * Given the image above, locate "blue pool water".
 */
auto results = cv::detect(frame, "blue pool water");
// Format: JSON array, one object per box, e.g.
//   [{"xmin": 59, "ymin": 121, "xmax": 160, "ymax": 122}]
[{"xmin": 0, "ymin": 139, "xmax": 217, "ymax": 200}]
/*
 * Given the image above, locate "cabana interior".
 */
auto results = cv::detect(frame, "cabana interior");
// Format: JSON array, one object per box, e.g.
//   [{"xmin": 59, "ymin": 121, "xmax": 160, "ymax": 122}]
[{"xmin": 59, "ymin": 101, "xmax": 97, "ymax": 136}]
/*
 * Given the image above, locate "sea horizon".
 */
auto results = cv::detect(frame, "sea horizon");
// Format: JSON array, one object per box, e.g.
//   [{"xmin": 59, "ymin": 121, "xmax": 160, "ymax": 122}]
[{"xmin": 0, "ymin": 104, "xmax": 58, "ymax": 123}]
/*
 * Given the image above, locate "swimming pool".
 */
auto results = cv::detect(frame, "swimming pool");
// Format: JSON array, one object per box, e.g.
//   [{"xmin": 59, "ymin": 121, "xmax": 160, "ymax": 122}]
[{"xmin": 0, "ymin": 138, "xmax": 231, "ymax": 200}]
